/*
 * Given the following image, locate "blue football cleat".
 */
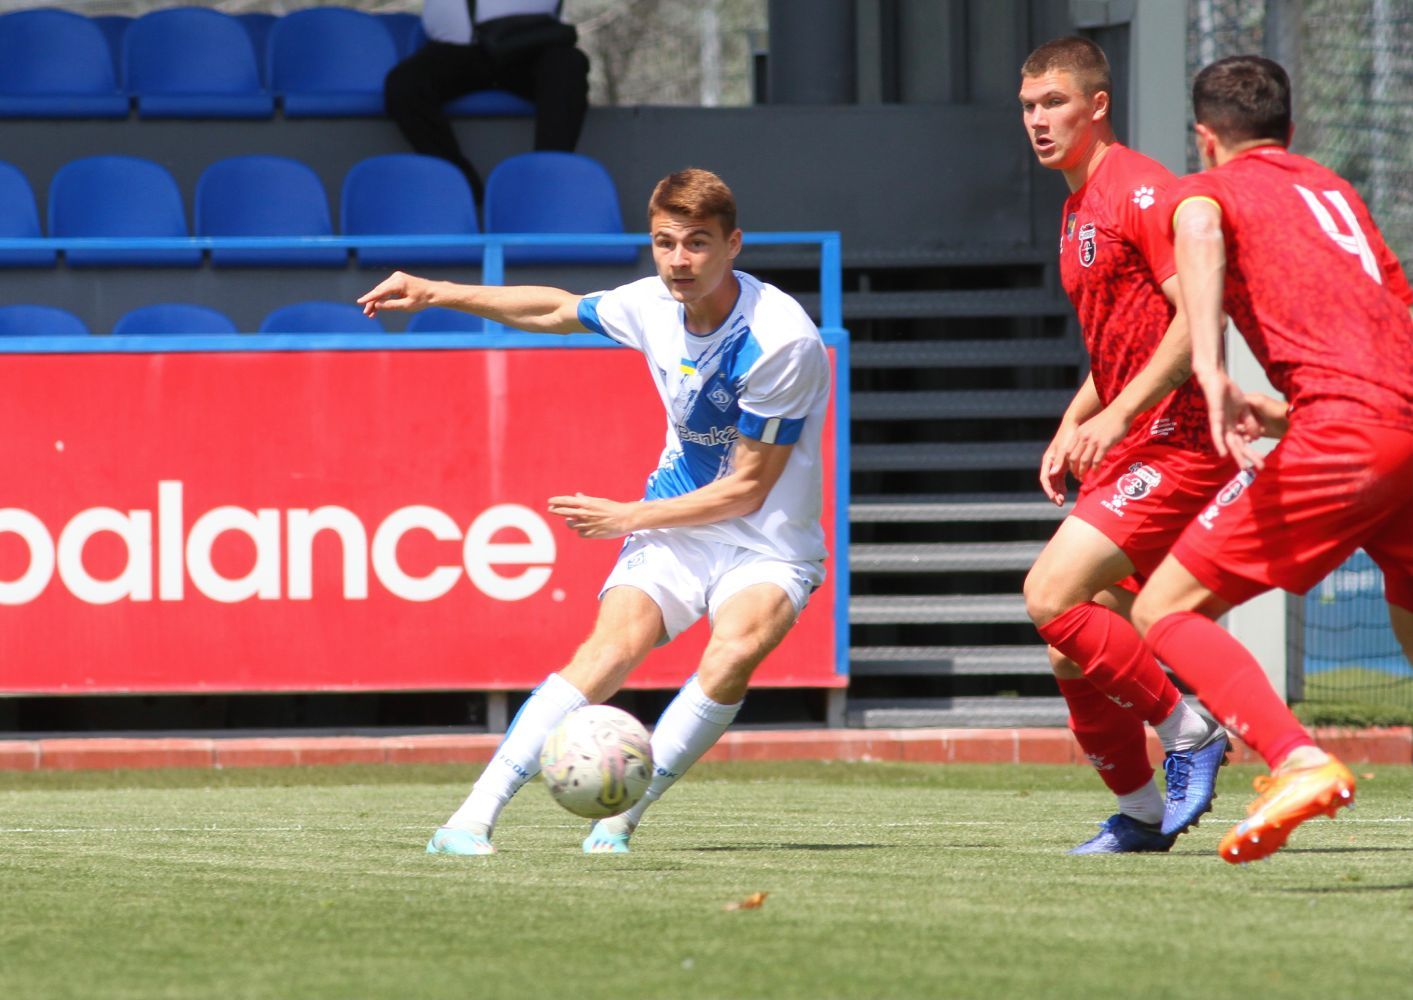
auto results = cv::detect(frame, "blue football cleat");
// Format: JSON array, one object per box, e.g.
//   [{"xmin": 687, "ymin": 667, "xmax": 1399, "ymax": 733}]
[
  {"xmin": 1068, "ymin": 813, "xmax": 1177, "ymax": 855},
  {"xmin": 1161, "ymin": 724, "xmax": 1231, "ymax": 837},
  {"xmin": 426, "ymin": 827, "xmax": 495, "ymax": 855},
  {"xmin": 582, "ymin": 820, "xmax": 631, "ymax": 854}
]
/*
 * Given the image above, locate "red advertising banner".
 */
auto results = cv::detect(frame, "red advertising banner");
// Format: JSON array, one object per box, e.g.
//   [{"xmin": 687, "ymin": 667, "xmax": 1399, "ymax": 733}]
[{"xmin": 0, "ymin": 346, "xmax": 839, "ymax": 693}]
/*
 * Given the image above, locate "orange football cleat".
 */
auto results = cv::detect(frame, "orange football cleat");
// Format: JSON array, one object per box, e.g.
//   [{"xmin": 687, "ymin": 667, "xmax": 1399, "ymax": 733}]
[{"xmin": 1218, "ymin": 755, "xmax": 1356, "ymax": 864}]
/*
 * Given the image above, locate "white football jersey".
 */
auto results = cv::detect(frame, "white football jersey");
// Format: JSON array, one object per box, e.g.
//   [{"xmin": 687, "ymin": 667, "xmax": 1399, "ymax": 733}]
[{"xmin": 577, "ymin": 271, "xmax": 831, "ymax": 562}]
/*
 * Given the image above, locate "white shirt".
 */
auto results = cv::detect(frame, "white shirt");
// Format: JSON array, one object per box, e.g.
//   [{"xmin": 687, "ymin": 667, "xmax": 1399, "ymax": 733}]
[
  {"xmin": 577, "ymin": 271, "xmax": 831, "ymax": 562},
  {"xmin": 421, "ymin": 0, "xmax": 564, "ymax": 45}
]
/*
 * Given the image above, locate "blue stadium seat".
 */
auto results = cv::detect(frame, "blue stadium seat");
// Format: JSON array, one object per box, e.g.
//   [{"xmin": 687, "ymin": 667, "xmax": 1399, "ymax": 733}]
[
  {"xmin": 483, "ymin": 152, "xmax": 637, "ymax": 264},
  {"xmin": 341, "ymin": 154, "xmax": 481, "ymax": 267},
  {"xmin": 237, "ymin": 12, "xmax": 277, "ymax": 88},
  {"xmin": 269, "ymin": 7, "xmax": 399, "ymax": 117},
  {"xmin": 446, "ymin": 90, "xmax": 535, "ymax": 117},
  {"xmin": 259, "ymin": 301, "xmax": 385, "ymax": 335},
  {"xmin": 125, "ymin": 7, "xmax": 272, "ymax": 119},
  {"xmin": 0, "ymin": 161, "xmax": 54, "ymax": 267},
  {"xmin": 378, "ymin": 12, "xmax": 422, "ymax": 58},
  {"xmin": 405, "ymin": 23, "xmax": 533, "ymax": 115},
  {"xmin": 0, "ymin": 304, "xmax": 89, "ymax": 337},
  {"xmin": 196, "ymin": 155, "xmax": 345, "ymax": 267},
  {"xmin": 91, "ymin": 15, "xmax": 133, "ymax": 83},
  {"xmin": 49, "ymin": 155, "xmax": 201, "ymax": 267},
  {"xmin": 0, "ymin": 10, "xmax": 129, "ymax": 119},
  {"xmin": 112, "ymin": 303, "xmax": 238, "ymax": 336},
  {"xmin": 406, "ymin": 307, "xmax": 485, "ymax": 333}
]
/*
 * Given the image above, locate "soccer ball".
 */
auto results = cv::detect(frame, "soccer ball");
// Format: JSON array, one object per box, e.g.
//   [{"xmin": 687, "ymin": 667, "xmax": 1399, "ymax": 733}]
[{"xmin": 539, "ymin": 705, "xmax": 653, "ymax": 819}]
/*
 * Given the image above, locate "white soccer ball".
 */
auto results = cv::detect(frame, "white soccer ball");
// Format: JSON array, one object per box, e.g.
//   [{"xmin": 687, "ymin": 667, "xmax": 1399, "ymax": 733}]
[{"xmin": 539, "ymin": 705, "xmax": 654, "ymax": 819}]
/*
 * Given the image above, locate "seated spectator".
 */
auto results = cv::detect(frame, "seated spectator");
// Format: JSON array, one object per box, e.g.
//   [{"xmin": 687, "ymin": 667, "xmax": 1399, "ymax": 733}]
[{"xmin": 384, "ymin": 0, "xmax": 589, "ymax": 204}]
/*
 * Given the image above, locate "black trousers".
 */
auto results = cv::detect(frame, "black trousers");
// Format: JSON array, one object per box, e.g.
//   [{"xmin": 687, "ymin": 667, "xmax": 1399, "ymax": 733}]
[{"xmin": 384, "ymin": 40, "xmax": 590, "ymax": 201}]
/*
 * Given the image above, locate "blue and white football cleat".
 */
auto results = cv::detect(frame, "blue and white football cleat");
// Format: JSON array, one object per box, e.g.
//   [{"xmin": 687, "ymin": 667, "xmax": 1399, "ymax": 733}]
[
  {"xmin": 1161, "ymin": 723, "xmax": 1231, "ymax": 837},
  {"xmin": 426, "ymin": 827, "xmax": 495, "ymax": 855},
  {"xmin": 1068, "ymin": 813, "xmax": 1177, "ymax": 855},
  {"xmin": 582, "ymin": 820, "xmax": 632, "ymax": 854}
]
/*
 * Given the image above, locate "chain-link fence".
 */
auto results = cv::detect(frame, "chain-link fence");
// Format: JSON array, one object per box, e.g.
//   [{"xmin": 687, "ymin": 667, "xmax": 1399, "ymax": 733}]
[
  {"xmin": 1301, "ymin": 553, "xmax": 1412, "ymax": 714},
  {"xmin": 1190, "ymin": 0, "xmax": 1413, "ymax": 714},
  {"xmin": 1188, "ymin": 0, "xmax": 1413, "ymax": 263}
]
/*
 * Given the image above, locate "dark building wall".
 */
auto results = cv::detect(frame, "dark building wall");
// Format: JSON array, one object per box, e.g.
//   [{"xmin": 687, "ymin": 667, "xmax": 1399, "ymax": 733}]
[{"xmin": 0, "ymin": 103, "xmax": 1061, "ymax": 332}]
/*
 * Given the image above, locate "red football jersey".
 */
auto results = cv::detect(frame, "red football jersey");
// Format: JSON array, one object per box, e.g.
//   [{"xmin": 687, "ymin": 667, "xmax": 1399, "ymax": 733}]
[
  {"xmin": 1169, "ymin": 146, "xmax": 1413, "ymax": 428},
  {"xmin": 1059, "ymin": 143, "xmax": 1212, "ymax": 454}
]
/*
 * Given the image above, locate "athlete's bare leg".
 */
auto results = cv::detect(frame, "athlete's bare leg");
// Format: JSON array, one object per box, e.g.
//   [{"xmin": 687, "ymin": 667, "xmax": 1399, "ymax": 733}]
[
  {"xmin": 560, "ymin": 585, "xmax": 667, "ymax": 702},
  {"xmin": 585, "ymin": 583, "xmax": 800, "ymax": 850},
  {"xmin": 696, "ymin": 582, "xmax": 800, "ymax": 703},
  {"xmin": 1025, "ymin": 516, "xmax": 1137, "ymax": 628}
]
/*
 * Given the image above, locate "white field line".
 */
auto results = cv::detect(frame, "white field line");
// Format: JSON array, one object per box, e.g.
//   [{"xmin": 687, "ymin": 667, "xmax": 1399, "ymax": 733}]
[{"xmin": 3, "ymin": 816, "xmax": 1412, "ymax": 835}]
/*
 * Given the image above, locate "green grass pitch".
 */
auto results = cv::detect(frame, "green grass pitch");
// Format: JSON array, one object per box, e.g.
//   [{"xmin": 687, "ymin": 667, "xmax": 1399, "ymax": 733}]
[{"xmin": 2, "ymin": 761, "xmax": 1409, "ymax": 1000}]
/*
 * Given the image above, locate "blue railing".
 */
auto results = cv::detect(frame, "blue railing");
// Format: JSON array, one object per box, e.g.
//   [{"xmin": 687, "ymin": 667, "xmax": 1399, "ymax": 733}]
[
  {"xmin": 0, "ymin": 230, "xmax": 852, "ymax": 679},
  {"xmin": 0, "ymin": 230, "xmax": 844, "ymax": 334}
]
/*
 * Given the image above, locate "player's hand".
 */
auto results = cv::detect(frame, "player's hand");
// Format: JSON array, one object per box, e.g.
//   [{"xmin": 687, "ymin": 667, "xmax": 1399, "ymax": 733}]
[
  {"xmin": 357, "ymin": 271, "xmax": 435, "ymax": 318},
  {"xmin": 1066, "ymin": 407, "xmax": 1129, "ymax": 482},
  {"xmin": 1039, "ymin": 425, "xmax": 1075, "ymax": 506},
  {"xmin": 1197, "ymin": 369, "xmax": 1265, "ymax": 470},
  {"xmin": 548, "ymin": 493, "xmax": 637, "ymax": 539},
  {"xmin": 1244, "ymin": 392, "xmax": 1289, "ymax": 439}
]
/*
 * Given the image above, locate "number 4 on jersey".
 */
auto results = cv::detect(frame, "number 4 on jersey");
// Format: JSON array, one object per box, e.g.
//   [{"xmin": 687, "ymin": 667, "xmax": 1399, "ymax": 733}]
[{"xmin": 1294, "ymin": 184, "xmax": 1382, "ymax": 283}]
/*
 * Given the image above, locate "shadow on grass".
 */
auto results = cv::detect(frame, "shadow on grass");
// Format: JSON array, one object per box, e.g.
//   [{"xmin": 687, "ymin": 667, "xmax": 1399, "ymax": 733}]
[
  {"xmin": 687, "ymin": 843, "xmax": 887, "ymax": 853},
  {"xmin": 1276, "ymin": 845, "xmax": 1413, "ymax": 855},
  {"xmin": 1272, "ymin": 881, "xmax": 1413, "ymax": 894}
]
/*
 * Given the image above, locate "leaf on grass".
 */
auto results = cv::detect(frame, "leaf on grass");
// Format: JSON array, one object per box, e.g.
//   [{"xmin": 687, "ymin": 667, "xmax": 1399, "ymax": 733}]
[
  {"xmin": 723, "ymin": 891, "xmax": 768, "ymax": 911},
  {"xmin": 1360, "ymin": 773, "xmax": 1375, "ymax": 780}
]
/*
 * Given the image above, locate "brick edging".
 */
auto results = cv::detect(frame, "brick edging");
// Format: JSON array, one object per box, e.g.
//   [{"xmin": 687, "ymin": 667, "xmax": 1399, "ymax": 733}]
[{"xmin": 0, "ymin": 726, "xmax": 1408, "ymax": 772}]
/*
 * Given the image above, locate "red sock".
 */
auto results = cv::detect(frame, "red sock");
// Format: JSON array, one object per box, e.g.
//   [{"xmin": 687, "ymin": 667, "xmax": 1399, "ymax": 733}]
[
  {"xmin": 1056, "ymin": 677, "xmax": 1153, "ymax": 795},
  {"xmin": 1146, "ymin": 611, "xmax": 1314, "ymax": 768},
  {"xmin": 1039, "ymin": 602, "xmax": 1182, "ymax": 725}
]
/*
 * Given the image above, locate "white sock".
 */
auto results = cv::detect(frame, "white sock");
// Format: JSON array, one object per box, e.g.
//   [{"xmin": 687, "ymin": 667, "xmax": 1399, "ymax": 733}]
[
  {"xmin": 611, "ymin": 676, "xmax": 742, "ymax": 832},
  {"xmin": 1116, "ymin": 778, "xmax": 1164, "ymax": 825},
  {"xmin": 1153, "ymin": 699, "xmax": 1214, "ymax": 753},
  {"xmin": 444, "ymin": 672, "xmax": 587, "ymax": 835}
]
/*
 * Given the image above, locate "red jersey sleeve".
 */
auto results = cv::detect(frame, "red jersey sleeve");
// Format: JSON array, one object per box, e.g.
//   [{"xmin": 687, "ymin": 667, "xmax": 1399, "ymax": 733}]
[{"xmin": 1123, "ymin": 171, "xmax": 1176, "ymax": 285}]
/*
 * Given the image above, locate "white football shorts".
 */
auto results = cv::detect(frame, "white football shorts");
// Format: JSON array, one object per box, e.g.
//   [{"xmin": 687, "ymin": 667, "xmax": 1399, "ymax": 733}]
[{"xmin": 599, "ymin": 529, "xmax": 826, "ymax": 641}]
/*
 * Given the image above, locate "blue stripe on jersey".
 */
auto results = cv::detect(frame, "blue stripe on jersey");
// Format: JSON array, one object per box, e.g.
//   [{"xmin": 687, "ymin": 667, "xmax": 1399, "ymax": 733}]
[
  {"xmin": 644, "ymin": 328, "xmax": 767, "ymax": 500},
  {"xmin": 738, "ymin": 410, "xmax": 805, "ymax": 445},
  {"xmin": 577, "ymin": 295, "xmax": 604, "ymax": 335}
]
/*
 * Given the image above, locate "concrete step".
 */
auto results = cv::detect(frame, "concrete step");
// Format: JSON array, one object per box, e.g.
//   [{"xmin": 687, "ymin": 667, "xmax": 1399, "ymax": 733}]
[
  {"xmin": 801, "ymin": 288, "xmax": 1068, "ymax": 320},
  {"xmin": 848, "ymin": 644, "xmax": 1052, "ymax": 676},
  {"xmin": 850, "ymin": 495, "xmax": 1071, "ymax": 522},
  {"xmin": 850, "ymin": 594, "xmax": 1030, "ymax": 624},
  {"xmin": 851, "ymin": 338, "xmax": 1082, "ymax": 369},
  {"xmin": 850, "ymin": 541, "xmax": 1043, "ymax": 573},
  {"xmin": 741, "ymin": 244, "xmax": 1051, "ymax": 271},
  {"xmin": 847, "ymin": 696, "xmax": 1068, "ymax": 728},
  {"xmin": 852, "ymin": 441, "xmax": 1046, "ymax": 472},
  {"xmin": 852, "ymin": 388, "xmax": 1073, "ymax": 420}
]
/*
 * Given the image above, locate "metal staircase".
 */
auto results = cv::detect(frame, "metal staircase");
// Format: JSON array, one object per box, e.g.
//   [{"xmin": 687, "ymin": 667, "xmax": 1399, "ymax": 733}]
[{"xmin": 833, "ymin": 249, "xmax": 1084, "ymax": 727}]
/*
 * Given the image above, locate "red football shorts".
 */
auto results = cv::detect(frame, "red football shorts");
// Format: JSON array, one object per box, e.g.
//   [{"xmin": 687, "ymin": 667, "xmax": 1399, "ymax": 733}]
[
  {"xmin": 1071, "ymin": 443, "xmax": 1238, "ymax": 586},
  {"xmin": 1171, "ymin": 420, "xmax": 1413, "ymax": 609}
]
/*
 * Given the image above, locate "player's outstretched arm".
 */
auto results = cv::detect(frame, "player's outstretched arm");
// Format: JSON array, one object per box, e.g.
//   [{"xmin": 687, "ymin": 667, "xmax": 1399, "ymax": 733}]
[
  {"xmin": 549, "ymin": 436, "xmax": 794, "ymax": 539},
  {"xmin": 1039, "ymin": 373, "xmax": 1101, "ymax": 506},
  {"xmin": 357, "ymin": 271, "xmax": 588, "ymax": 334},
  {"xmin": 1068, "ymin": 274, "xmax": 1194, "ymax": 477}
]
